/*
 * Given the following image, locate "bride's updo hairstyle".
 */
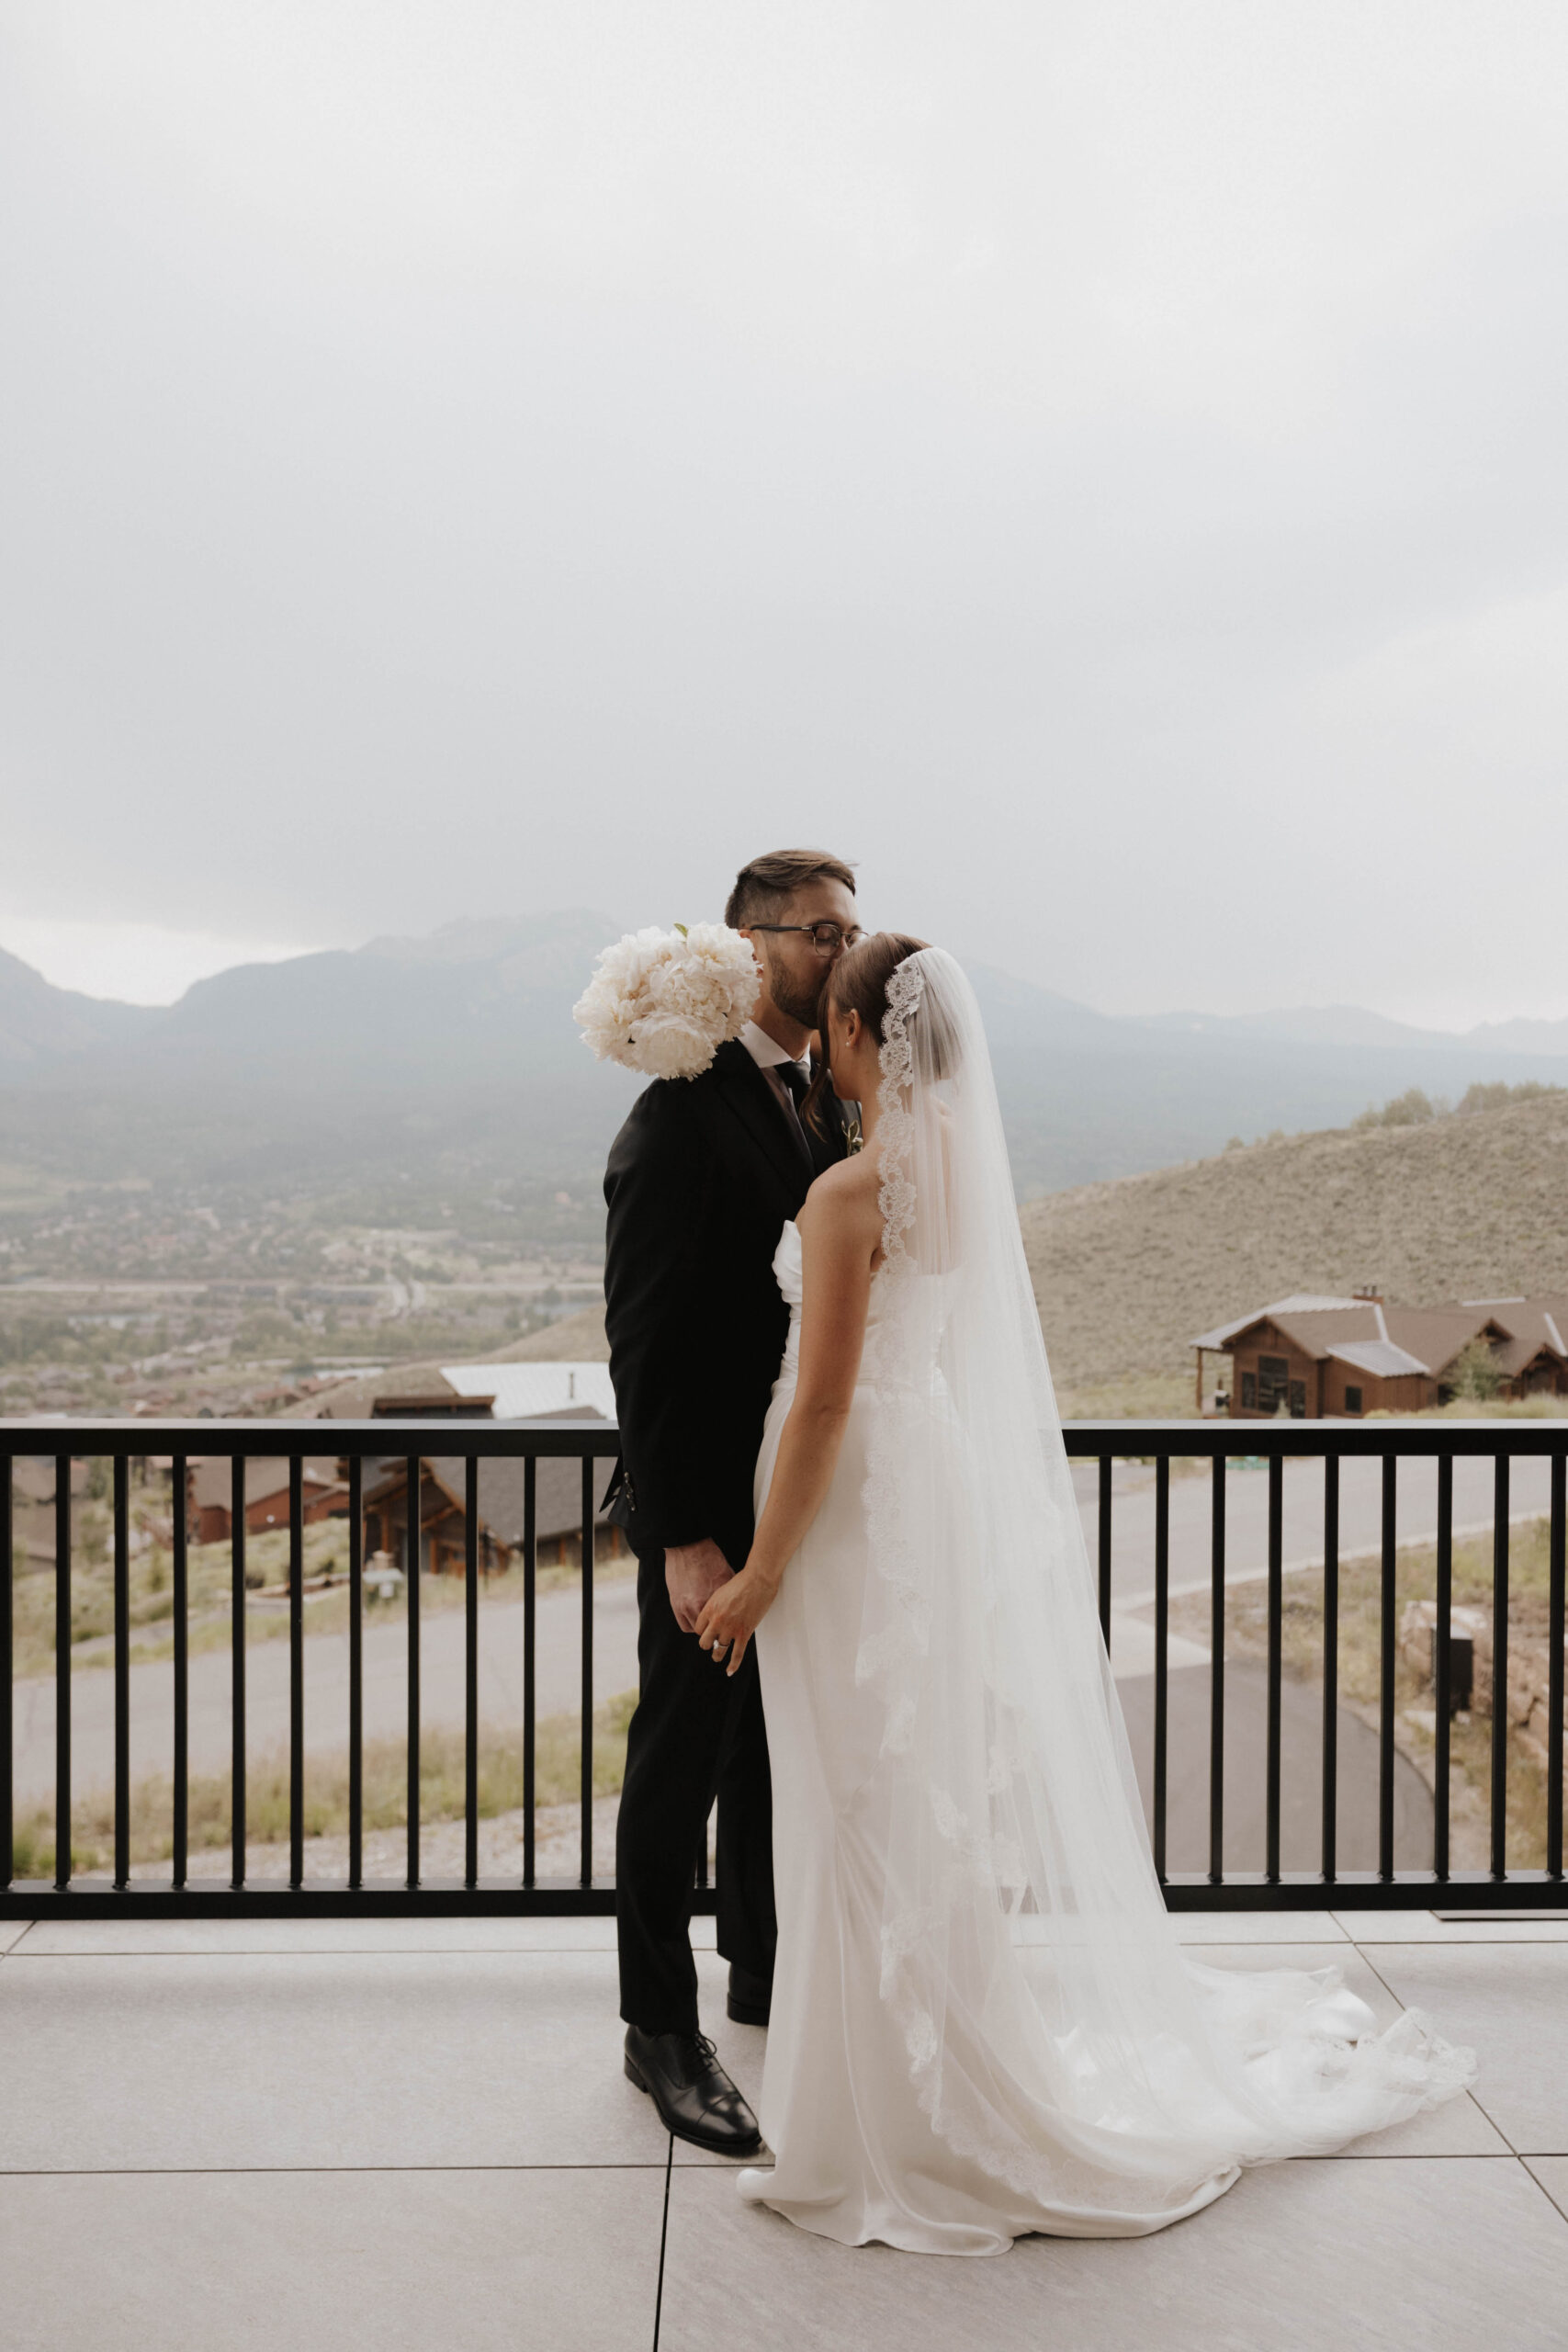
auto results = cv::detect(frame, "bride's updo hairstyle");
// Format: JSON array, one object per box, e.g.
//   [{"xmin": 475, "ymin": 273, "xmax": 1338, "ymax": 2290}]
[{"xmin": 803, "ymin": 930, "xmax": 940, "ymax": 1133}]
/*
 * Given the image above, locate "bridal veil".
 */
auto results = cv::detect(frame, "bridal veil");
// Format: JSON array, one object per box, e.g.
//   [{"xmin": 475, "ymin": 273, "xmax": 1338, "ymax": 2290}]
[{"xmin": 845, "ymin": 946, "xmax": 1472, "ymax": 2228}]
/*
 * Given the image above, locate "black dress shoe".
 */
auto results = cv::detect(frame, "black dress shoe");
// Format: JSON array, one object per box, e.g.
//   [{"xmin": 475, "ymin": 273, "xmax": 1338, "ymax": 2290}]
[
  {"xmin": 726, "ymin": 1963, "xmax": 773, "ymax": 2026},
  {"xmin": 624, "ymin": 2026, "xmax": 762, "ymax": 2156}
]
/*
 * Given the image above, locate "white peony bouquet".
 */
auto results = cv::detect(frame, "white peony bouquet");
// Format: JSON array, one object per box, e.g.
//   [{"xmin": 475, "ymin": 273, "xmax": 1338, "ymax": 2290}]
[{"xmin": 572, "ymin": 922, "xmax": 760, "ymax": 1080}]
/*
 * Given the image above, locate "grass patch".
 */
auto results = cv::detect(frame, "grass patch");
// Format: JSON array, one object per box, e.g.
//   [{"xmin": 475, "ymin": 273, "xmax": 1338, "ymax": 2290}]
[
  {"xmin": 1371, "ymin": 1396, "xmax": 1568, "ymax": 1421},
  {"xmin": 10, "ymin": 1690, "xmax": 638, "ymax": 1879},
  {"xmin": 1059, "ymin": 1371, "xmax": 1199, "ymax": 1421}
]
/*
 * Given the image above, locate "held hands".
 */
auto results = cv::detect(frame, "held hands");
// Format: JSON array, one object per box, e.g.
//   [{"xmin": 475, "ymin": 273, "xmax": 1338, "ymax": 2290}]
[
  {"xmin": 664, "ymin": 1539, "xmax": 736, "ymax": 1633},
  {"xmin": 694, "ymin": 1561, "xmax": 780, "ymax": 1677}
]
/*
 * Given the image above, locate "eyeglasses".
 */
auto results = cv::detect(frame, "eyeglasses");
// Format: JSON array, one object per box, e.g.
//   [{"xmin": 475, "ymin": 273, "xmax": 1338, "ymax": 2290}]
[{"xmin": 749, "ymin": 922, "xmax": 864, "ymax": 957}]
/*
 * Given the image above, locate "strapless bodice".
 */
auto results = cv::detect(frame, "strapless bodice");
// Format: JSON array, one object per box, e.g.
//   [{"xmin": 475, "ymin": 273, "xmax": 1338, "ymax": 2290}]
[
  {"xmin": 772, "ymin": 1221, "xmax": 807, "ymax": 1383},
  {"xmin": 771, "ymin": 1218, "xmax": 948, "ymax": 1392},
  {"xmin": 773, "ymin": 1218, "xmax": 807, "ymax": 1311}
]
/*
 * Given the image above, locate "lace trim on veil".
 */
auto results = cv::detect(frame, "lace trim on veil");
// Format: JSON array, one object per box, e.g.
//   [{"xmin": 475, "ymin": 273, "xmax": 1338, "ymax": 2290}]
[
  {"xmin": 857, "ymin": 954, "xmax": 930, "ymax": 1737},
  {"xmin": 872, "ymin": 955, "xmax": 922, "ymax": 1275}
]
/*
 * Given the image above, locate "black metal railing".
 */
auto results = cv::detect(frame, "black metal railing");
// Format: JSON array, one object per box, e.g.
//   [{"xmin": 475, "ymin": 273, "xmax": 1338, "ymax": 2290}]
[
  {"xmin": 1, "ymin": 1420, "xmax": 621, "ymax": 1917},
  {"xmin": 2, "ymin": 1416, "xmax": 1565, "ymax": 1917}
]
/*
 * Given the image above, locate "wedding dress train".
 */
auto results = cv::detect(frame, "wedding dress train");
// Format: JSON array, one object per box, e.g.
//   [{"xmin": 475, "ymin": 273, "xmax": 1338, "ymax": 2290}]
[{"xmin": 736, "ymin": 952, "xmax": 1473, "ymax": 2256}]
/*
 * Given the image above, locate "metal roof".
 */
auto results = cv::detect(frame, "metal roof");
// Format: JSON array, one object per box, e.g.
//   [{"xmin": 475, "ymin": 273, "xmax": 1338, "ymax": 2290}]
[
  {"xmin": 1190, "ymin": 1295, "xmax": 1364, "ymax": 1350},
  {"xmin": 1325, "ymin": 1339, "xmax": 1433, "ymax": 1379},
  {"xmin": 441, "ymin": 1361, "xmax": 618, "ymax": 1421}
]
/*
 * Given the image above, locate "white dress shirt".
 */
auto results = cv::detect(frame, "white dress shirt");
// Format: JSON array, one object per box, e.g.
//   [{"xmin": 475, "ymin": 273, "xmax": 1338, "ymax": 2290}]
[
  {"xmin": 740, "ymin": 1019, "xmax": 810, "ymax": 1083},
  {"xmin": 740, "ymin": 1019, "xmax": 811, "ymax": 1136}
]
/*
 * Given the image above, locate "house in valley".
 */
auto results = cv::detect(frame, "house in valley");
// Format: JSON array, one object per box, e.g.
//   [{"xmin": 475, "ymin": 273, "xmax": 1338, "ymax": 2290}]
[
  {"xmin": 362, "ymin": 1408, "xmax": 626, "ymax": 1575},
  {"xmin": 276, "ymin": 1356, "xmax": 625, "ymax": 1568},
  {"xmin": 1192, "ymin": 1290, "xmax": 1568, "ymax": 1419},
  {"xmin": 189, "ymin": 1456, "xmax": 346, "ymax": 1543},
  {"xmin": 1449, "ymin": 1297, "xmax": 1568, "ymax": 1400}
]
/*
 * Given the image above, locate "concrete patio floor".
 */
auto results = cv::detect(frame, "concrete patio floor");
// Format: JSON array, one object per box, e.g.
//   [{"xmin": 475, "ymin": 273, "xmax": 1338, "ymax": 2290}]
[{"xmin": 3, "ymin": 1908, "xmax": 1567, "ymax": 2350}]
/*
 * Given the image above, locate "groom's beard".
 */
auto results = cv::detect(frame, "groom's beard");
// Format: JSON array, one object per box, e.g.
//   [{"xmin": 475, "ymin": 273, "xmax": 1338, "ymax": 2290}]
[{"xmin": 764, "ymin": 963, "xmax": 826, "ymax": 1032}]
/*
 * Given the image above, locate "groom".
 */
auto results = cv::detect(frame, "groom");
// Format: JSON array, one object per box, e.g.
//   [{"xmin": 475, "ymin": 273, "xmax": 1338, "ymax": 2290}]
[{"xmin": 604, "ymin": 847, "xmax": 860, "ymax": 2154}]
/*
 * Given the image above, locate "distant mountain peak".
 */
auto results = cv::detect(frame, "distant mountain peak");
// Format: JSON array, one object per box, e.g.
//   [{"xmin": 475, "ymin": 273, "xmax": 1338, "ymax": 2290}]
[
  {"xmin": 1128, "ymin": 1001, "xmax": 1568, "ymax": 1057},
  {"xmin": 359, "ymin": 910, "xmax": 617, "ymax": 967},
  {"xmin": 0, "ymin": 942, "xmax": 161, "ymax": 1068}
]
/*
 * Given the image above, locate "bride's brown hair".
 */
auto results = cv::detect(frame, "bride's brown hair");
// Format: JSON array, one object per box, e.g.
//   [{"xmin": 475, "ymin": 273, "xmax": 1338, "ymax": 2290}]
[{"xmin": 802, "ymin": 931, "xmax": 931, "ymax": 1135}]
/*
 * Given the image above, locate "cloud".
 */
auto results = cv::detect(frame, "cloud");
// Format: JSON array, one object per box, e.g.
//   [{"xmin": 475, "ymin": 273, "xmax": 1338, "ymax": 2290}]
[{"xmin": 2, "ymin": 1, "xmax": 1566, "ymax": 1024}]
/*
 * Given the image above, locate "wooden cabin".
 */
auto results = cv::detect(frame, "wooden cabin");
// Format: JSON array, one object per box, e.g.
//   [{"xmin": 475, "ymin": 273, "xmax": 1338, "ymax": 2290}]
[
  {"xmin": 362, "ymin": 1411, "xmax": 628, "ymax": 1574},
  {"xmin": 1192, "ymin": 1291, "xmax": 1568, "ymax": 1419},
  {"xmin": 189, "ymin": 1456, "xmax": 345, "ymax": 1544}
]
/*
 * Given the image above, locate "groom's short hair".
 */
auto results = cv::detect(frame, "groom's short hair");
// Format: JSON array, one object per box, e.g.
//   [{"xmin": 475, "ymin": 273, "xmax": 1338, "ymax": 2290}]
[{"xmin": 726, "ymin": 848, "xmax": 857, "ymax": 930}]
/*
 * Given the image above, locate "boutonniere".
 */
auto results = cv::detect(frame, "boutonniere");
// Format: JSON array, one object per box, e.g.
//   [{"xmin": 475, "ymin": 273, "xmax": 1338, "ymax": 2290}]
[{"xmin": 842, "ymin": 1111, "xmax": 863, "ymax": 1156}]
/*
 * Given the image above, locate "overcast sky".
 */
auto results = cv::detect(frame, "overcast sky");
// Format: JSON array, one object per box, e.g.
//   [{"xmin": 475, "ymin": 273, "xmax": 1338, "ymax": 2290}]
[{"xmin": 3, "ymin": 3, "xmax": 1566, "ymax": 1025}]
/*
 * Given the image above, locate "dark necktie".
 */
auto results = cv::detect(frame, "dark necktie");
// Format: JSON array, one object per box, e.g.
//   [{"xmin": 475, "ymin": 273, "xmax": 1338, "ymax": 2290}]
[{"xmin": 776, "ymin": 1058, "xmax": 813, "ymax": 1161}]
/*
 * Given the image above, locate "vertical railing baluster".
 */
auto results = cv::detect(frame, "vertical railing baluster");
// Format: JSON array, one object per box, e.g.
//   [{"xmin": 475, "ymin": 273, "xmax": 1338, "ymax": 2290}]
[
  {"xmin": 1320, "ymin": 1454, "xmax": 1339, "ymax": 1884},
  {"xmin": 465, "ymin": 1454, "xmax": 479, "ymax": 1892},
  {"xmin": 231, "ymin": 1455, "xmax": 246, "ymax": 1888},
  {"xmin": 1097, "ymin": 1455, "xmax": 1112, "ymax": 1655},
  {"xmin": 581, "ymin": 1456, "xmax": 595, "ymax": 1889},
  {"xmin": 1434, "ymin": 1454, "xmax": 1453, "ymax": 1881},
  {"xmin": 1378, "ymin": 1454, "xmax": 1397, "ymax": 1880},
  {"xmin": 1549, "ymin": 1451, "xmax": 1565, "ymax": 1882},
  {"xmin": 348, "ymin": 1455, "xmax": 363, "ymax": 1891},
  {"xmin": 55, "ymin": 1453, "xmax": 72, "ymax": 1888},
  {"xmin": 172, "ymin": 1454, "xmax": 188, "ymax": 1889},
  {"xmin": 288, "ymin": 1453, "xmax": 304, "ymax": 1892},
  {"xmin": 0, "ymin": 1454, "xmax": 12, "ymax": 1889},
  {"xmin": 1491, "ymin": 1453, "xmax": 1509, "ymax": 1880},
  {"xmin": 1152, "ymin": 1455, "xmax": 1169, "ymax": 1883},
  {"xmin": 0, "ymin": 1448, "xmax": 11, "ymax": 1891},
  {"xmin": 523, "ymin": 1456, "xmax": 537, "ymax": 1889},
  {"xmin": 113, "ymin": 1455, "xmax": 130, "ymax": 1890},
  {"xmin": 1265, "ymin": 1453, "xmax": 1283, "ymax": 1882},
  {"xmin": 1209, "ymin": 1454, "xmax": 1225, "ymax": 1883},
  {"xmin": 406, "ymin": 1452, "xmax": 420, "ymax": 1890}
]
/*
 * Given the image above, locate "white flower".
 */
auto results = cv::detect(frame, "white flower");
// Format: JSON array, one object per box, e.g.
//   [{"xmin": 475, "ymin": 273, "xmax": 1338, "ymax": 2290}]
[{"xmin": 573, "ymin": 922, "xmax": 759, "ymax": 1080}]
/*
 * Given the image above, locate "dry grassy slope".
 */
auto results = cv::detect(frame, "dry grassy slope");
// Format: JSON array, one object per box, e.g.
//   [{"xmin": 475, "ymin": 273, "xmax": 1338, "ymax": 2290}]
[
  {"xmin": 1020, "ymin": 1096, "xmax": 1568, "ymax": 1387},
  {"xmin": 278, "ymin": 1304, "xmax": 613, "ymax": 1417},
  {"xmin": 493, "ymin": 1304, "xmax": 609, "ymax": 1362}
]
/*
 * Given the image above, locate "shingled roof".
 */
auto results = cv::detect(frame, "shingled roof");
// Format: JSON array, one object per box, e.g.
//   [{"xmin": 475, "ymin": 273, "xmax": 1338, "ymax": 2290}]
[
  {"xmin": 1442, "ymin": 1295, "xmax": 1568, "ymax": 1381},
  {"xmin": 1192, "ymin": 1294, "xmax": 1568, "ymax": 1385},
  {"xmin": 363, "ymin": 1408, "xmax": 617, "ymax": 1547}
]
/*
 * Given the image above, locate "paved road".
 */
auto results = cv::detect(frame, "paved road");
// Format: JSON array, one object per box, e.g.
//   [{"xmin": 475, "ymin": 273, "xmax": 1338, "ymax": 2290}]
[
  {"xmin": 1072, "ymin": 1451, "xmax": 1557, "ymax": 1624},
  {"xmin": 17, "ymin": 1450, "xmax": 1549, "ymax": 1842},
  {"xmin": 10, "ymin": 1579, "xmax": 644, "ymax": 1809},
  {"xmin": 1117, "ymin": 1664, "xmax": 1434, "ymax": 1876}
]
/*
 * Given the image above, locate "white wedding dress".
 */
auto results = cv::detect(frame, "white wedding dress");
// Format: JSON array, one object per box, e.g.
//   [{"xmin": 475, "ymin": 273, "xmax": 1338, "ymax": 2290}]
[{"xmin": 737, "ymin": 950, "xmax": 1473, "ymax": 2256}]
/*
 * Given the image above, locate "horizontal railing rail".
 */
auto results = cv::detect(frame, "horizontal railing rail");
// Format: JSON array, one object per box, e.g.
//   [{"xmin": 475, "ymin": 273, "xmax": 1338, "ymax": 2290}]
[{"xmin": 2, "ymin": 1415, "xmax": 1564, "ymax": 1917}]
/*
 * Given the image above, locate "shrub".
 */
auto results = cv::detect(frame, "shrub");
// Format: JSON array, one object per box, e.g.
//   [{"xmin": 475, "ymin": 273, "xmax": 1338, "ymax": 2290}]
[
  {"xmin": 1446, "ymin": 1336, "xmax": 1505, "ymax": 1402},
  {"xmin": 1354, "ymin": 1087, "xmax": 1438, "ymax": 1130},
  {"xmin": 1457, "ymin": 1080, "xmax": 1567, "ymax": 1116}
]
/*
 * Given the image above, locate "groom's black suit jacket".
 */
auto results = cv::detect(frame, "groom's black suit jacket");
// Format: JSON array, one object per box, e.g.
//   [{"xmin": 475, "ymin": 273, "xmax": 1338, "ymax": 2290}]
[{"xmin": 603, "ymin": 1039, "xmax": 850, "ymax": 1565}]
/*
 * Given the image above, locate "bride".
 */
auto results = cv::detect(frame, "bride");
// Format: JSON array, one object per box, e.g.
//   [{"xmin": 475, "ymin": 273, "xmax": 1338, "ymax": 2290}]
[{"xmin": 694, "ymin": 933, "xmax": 1473, "ymax": 2256}]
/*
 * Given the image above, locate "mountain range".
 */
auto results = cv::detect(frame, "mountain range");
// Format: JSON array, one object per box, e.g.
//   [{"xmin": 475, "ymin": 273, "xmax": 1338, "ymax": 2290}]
[{"xmin": 3, "ymin": 913, "xmax": 1566, "ymax": 1207}]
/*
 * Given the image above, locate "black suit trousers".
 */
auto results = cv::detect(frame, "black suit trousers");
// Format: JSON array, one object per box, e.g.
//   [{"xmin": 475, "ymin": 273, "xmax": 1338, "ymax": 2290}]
[{"xmin": 615, "ymin": 1537, "xmax": 775, "ymax": 2035}]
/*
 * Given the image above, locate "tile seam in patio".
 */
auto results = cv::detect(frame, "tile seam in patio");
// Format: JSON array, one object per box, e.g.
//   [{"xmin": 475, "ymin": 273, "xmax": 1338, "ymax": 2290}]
[
  {"xmin": 0, "ymin": 2162, "xmax": 682, "ymax": 2177},
  {"xmin": 1348, "ymin": 1936, "xmax": 1531, "ymax": 2158},
  {"xmin": 1523, "ymin": 2160, "xmax": 1568, "ymax": 2226},
  {"xmin": 5, "ymin": 1944, "xmax": 627, "ymax": 1954}
]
